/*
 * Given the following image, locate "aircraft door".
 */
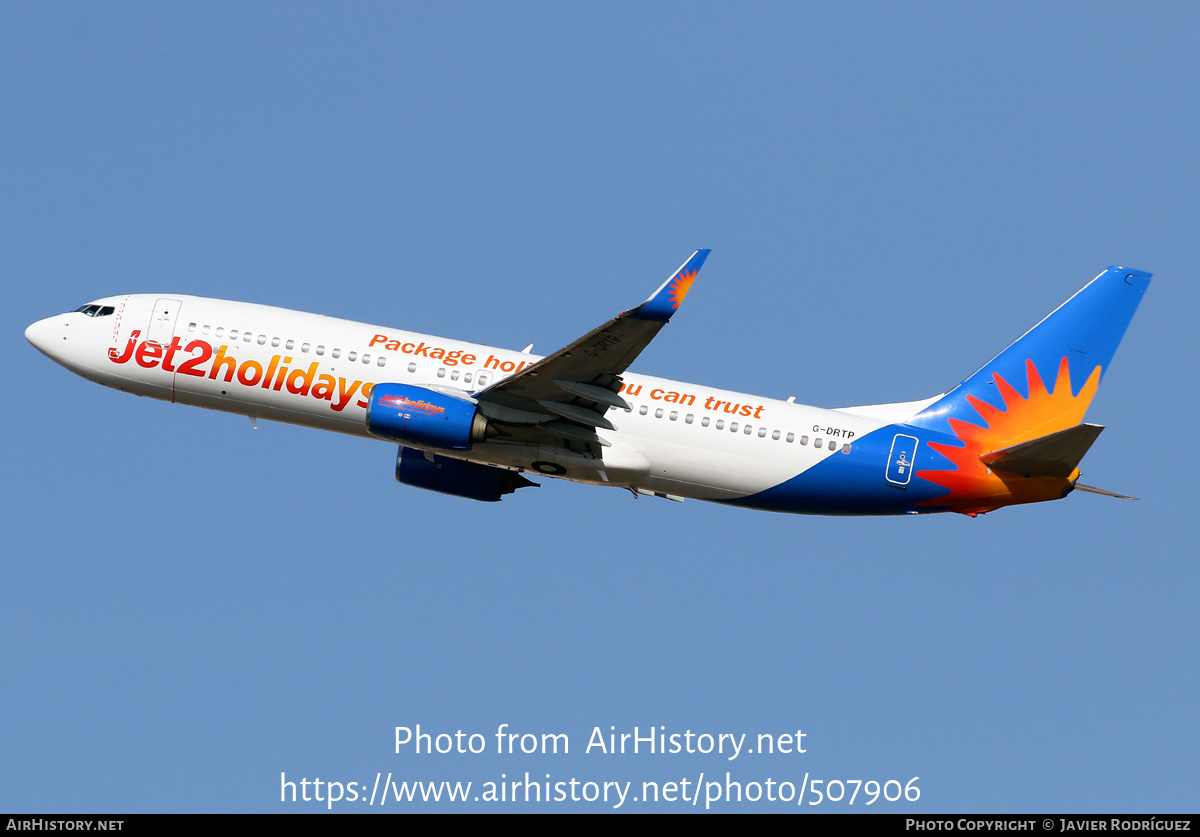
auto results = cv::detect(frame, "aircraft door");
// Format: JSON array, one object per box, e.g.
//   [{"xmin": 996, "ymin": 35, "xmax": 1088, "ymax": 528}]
[
  {"xmin": 146, "ymin": 298, "xmax": 182, "ymax": 347},
  {"xmin": 885, "ymin": 434, "xmax": 919, "ymax": 487}
]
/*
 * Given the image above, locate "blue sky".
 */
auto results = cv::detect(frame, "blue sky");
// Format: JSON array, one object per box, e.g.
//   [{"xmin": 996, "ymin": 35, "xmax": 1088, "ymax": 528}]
[{"xmin": 3, "ymin": 3, "xmax": 1197, "ymax": 812}]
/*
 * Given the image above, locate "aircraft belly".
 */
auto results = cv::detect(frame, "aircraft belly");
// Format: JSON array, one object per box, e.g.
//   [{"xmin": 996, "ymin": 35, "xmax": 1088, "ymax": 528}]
[
  {"xmin": 463, "ymin": 439, "xmax": 649, "ymax": 487},
  {"xmin": 635, "ymin": 435, "xmax": 832, "ymax": 499}
]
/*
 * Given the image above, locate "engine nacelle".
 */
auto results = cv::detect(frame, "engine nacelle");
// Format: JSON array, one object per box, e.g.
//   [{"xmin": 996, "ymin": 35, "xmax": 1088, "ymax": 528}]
[
  {"xmin": 396, "ymin": 446, "xmax": 538, "ymax": 502},
  {"xmin": 367, "ymin": 383, "xmax": 489, "ymax": 450}
]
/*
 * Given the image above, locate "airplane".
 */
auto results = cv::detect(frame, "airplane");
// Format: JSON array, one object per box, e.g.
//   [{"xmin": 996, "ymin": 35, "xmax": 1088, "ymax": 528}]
[{"xmin": 24, "ymin": 251, "xmax": 1149, "ymax": 516}]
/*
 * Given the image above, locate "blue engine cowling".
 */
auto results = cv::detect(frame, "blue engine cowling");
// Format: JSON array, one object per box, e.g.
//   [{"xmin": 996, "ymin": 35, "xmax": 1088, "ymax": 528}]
[
  {"xmin": 396, "ymin": 446, "xmax": 538, "ymax": 502},
  {"xmin": 367, "ymin": 383, "xmax": 488, "ymax": 450}
]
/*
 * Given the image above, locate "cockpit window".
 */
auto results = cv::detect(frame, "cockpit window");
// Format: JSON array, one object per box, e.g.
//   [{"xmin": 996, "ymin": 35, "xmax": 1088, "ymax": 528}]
[{"xmin": 73, "ymin": 304, "xmax": 115, "ymax": 317}]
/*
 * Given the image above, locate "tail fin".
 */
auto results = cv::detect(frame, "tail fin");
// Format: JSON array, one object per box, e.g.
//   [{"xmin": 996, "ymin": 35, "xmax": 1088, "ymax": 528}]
[{"xmin": 910, "ymin": 266, "xmax": 1151, "ymax": 444}]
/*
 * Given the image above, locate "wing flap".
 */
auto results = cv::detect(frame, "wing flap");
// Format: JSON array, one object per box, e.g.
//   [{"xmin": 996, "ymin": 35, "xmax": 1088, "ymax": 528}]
[
  {"xmin": 554, "ymin": 379, "xmax": 630, "ymax": 410},
  {"xmin": 538, "ymin": 399, "xmax": 617, "ymax": 431}
]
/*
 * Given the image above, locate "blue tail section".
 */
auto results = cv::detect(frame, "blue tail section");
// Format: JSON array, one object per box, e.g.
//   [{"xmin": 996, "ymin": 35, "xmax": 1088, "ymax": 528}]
[{"xmin": 909, "ymin": 266, "xmax": 1151, "ymax": 434}]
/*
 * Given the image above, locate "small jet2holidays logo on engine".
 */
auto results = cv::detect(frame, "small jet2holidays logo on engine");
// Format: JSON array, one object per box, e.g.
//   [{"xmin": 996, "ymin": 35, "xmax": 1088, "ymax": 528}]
[{"xmin": 381, "ymin": 394, "xmax": 446, "ymax": 417}]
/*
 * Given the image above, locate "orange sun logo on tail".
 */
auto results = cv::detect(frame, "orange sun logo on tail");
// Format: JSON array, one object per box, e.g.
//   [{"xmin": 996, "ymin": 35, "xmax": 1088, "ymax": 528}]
[
  {"xmin": 667, "ymin": 268, "xmax": 697, "ymax": 309},
  {"xmin": 917, "ymin": 357, "xmax": 1101, "ymax": 514}
]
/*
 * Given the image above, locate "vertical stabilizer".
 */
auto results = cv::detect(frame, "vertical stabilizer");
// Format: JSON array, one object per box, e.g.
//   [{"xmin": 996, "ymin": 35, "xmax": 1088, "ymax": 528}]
[
  {"xmin": 906, "ymin": 266, "xmax": 1150, "ymax": 514},
  {"xmin": 910, "ymin": 266, "xmax": 1150, "ymax": 442}
]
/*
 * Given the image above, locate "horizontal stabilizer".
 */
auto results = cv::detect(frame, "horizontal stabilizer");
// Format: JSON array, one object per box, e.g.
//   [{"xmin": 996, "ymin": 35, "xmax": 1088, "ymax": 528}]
[
  {"xmin": 981, "ymin": 423, "xmax": 1104, "ymax": 478},
  {"xmin": 1073, "ymin": 483, "xmax": 1137, "ymax": 500}
]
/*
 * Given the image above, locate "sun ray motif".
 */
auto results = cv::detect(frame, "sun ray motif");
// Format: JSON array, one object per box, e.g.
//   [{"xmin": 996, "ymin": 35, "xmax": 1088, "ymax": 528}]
[
  {"xmin": 916, "ymin": 357, "xmax": 1102, "ymax": 514},
  {"xmin": 667, "ymin": 268, "xmax": 697, "ymax": 309}
]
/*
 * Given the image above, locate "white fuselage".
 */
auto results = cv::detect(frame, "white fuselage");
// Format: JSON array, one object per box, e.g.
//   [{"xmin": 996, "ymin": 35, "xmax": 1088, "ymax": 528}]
[{"xmin": 27, "ymin": 293, "xmax": 888, "ymax": 502}]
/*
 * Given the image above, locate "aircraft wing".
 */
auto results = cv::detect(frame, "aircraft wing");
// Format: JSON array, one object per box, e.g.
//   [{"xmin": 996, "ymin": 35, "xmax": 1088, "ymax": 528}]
[{"xmin": 473, "ymin": 250, "xmax": 709, "ymax": 439}]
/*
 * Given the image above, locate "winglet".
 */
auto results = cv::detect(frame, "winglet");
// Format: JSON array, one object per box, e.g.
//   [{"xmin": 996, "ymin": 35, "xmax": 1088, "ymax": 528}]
[{"xmin": 628, "ymin": 249, "xmax": 710, "ymax": 322}]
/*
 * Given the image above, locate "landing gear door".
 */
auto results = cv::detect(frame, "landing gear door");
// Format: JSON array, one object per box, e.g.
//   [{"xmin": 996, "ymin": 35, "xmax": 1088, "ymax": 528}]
[
  {"xmin": 146, "ymin": 298, "xmax": 182, "ymax": 346},
  {"xmin": 886, "ymin": 434, "xmax": 919, "ymax": 487}
]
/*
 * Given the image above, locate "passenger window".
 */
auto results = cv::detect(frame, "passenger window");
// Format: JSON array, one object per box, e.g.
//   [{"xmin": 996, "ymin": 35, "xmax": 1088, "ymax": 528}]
[
  {"xmin": 786, "ymin": 432, "xmax": 794, "ymax": 443},
  {"xmin": 685, "ymin": 414, "xmax": 693, "ymax": 424},
  {"xmin": 772, "ymin": 430, "xmax": 781, "ymax": 440},
  {"xmin": 730, "ymin": 422, "xmax": 738, "ymax": 432},
  {"xmin": 244, "ymin": 332, "xmax": 253, "ymax": 343},
  {"xmin": 639, "ymin": 406, "xmax": 648, "ymax": 416},
  {"xmin": 463, "ymin": 371, "xmax": 472, "ymax": 383},
  {"xmin": 800, "ymin": 435, "xmax": 809, "ymax": 445},
  {"xmin": 669, "ymin": 411, "xmax": 678, "ymax": 421},
  {"xmin": 654, "ymin": 408, "xmax": 663, "ymax": 418},
  {"xmin": 842, "ymin": 444, "xmax": 852, "ymax": 454},
  {"xmin": 701, "ymin": 416, "xmax": 710, "ymax": 427},
  {"xmin": 715, "ymin": 419, "xmax": 724, "ymax": 429},
  {"xmin": 215, "ymin": 327, "xmax": 225, "ymax": 337},
  {"xmin": 437, "ymin": 368, "xmax": 446, "ymax": 378},
  {"xmin": 187, "ymin": 322, "xmax": 197, "ymax": 332},
  {"xmin": 286, "ymin": 339, "xmax": 295, "ymax": 350},
  {"xmin": 201, "ymin": 325, "xmax": 210, "ymax": 335},
  {"xmin": 347, "ymin": 351, "xmax": 357, "ymax": 362},
  {"xmin": 450, "ymin": 370, "xmax": 460, "ymax": 381},
  {"xmin": 362, "ymin": 354, "xmax": 370, "ymax": 364},
  {"xmin": 408, "ymin": 362, "xmax": 417, "ymax": 373},
  {"xmin": 477, "ymin": 372, "xmax": 490, "ymax": 386},
  {"xmin": 257, "ymin": 334, "xmax": 267, "ymax": 345},
  {"xmin": 758, "ymin": 427, "xmax": 767, "ymax": 437},
  {"xmin": 271, "ymin": 337, "xmax": 280, "ymax": 347},
  {"xmin": 301, "ymin": 342, "xmax": 309, "ymax": 352},
  {"xmin": 316, "ymin": 345, "xmax": 325, "ymax": 355},
  {"xmin": 816, "ymin": 438, "xmax": 824, "ymax": 449},
  {"xmin": 744, "ymin": 425, "xmax": 753, "ymax": 435},
  {"xmin": 378, "ymin": 357, "xmax": 387, "ymax": 367},
  {"xmin": 230, "ymin": 329, "xmax": 239, "ymax": 339},
  {"xmin": 331, "ymin": 348, "xmax": 341, "ymax": 359}
]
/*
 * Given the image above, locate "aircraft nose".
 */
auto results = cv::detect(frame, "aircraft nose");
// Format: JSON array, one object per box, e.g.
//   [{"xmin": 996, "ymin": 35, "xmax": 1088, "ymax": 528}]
[{"xmin": 25, "ymin": 315, "xmax": 65, "ymax": 357}]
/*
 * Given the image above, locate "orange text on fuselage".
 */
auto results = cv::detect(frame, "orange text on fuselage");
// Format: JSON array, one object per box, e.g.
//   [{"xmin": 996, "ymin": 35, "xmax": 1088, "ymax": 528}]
[
  {"xmin": 619, "ymin": 382, "xmax": 765, "ymax": 419},
  {"xmin": 109, "ymin": 332, "xmax": 373, "ymax": 412},
  {"xmin": 368, "ymin": 333, "xmax": 533, "ymax": 374}
]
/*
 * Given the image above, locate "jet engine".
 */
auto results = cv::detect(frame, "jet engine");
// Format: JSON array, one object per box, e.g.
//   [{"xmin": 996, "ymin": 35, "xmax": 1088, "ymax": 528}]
[
  {"xmin": 395, "ymin": 446, "xmax": 537, "ymax": 502},
  {"xmin": 366, "ymin": 383, "xmax": 491, "ymax": 450}
]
